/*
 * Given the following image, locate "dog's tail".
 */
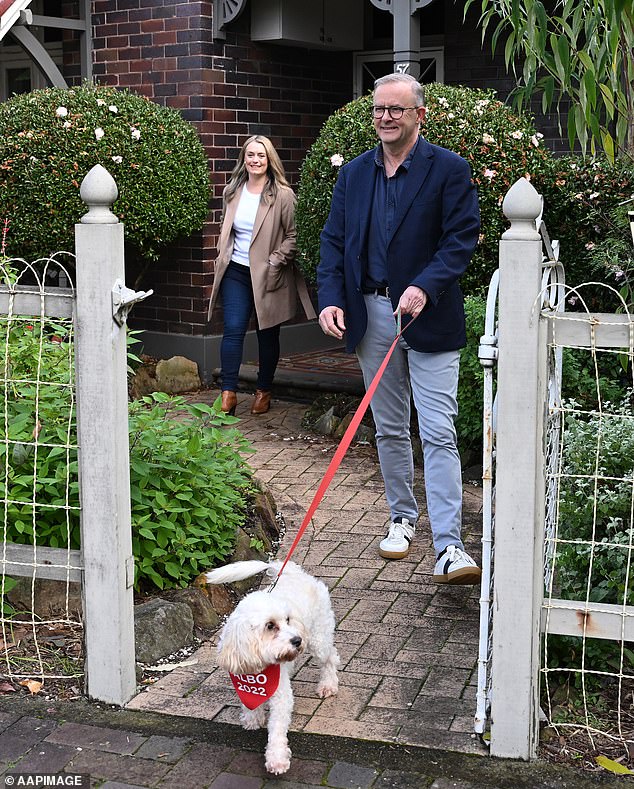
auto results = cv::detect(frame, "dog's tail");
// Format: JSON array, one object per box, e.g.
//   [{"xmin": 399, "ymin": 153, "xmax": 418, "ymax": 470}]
[{"xmin": 205, "ymin": 560, "xmax": 271, "ymax": 585}]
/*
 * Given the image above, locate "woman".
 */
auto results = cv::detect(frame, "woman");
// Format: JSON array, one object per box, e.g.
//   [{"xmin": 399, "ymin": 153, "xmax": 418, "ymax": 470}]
[{"xmin": 208, "ymin": 135, "xmax": 316, "ymax": 415}]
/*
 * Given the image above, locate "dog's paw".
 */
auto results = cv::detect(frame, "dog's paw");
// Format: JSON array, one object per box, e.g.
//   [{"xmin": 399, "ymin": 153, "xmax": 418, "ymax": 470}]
[
  {"xmin": 317, "ymin": 681, "xmax": 338, "ymax": 698},
  {"xmin": 265, "ymin": 747, "xmax": 291, "ymax": 774}
]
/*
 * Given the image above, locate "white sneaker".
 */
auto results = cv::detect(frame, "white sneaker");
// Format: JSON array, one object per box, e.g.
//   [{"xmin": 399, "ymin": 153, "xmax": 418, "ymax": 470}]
[
  {"xmin": 379, "ymin": 518, "xmax": 414, "ymax": 559},
  {"xmin": 433, "ymin": 545, "xmax": 482, "ymax": 585}
]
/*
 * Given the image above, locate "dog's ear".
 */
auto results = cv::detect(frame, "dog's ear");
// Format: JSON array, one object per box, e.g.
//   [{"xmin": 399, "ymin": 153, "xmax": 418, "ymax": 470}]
[{"xmin": 216, "ymin": 615, "xmax": 264, "ymax": 675}]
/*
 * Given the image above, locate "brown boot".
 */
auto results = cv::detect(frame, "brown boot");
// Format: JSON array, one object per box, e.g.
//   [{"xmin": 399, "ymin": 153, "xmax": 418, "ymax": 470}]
[
  {"xmin": 220, "ymin": 390, "xmax": 237, "ymax": 415},
  {"xmin": 251, "ymin": 389, "xmax": 271, "ymax": 415}
]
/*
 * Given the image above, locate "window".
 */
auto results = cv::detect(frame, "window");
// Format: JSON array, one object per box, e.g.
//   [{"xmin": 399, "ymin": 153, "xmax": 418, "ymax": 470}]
[{"xmin": 0, "ymin": 0, "xmax": 63, "ymax": 101}]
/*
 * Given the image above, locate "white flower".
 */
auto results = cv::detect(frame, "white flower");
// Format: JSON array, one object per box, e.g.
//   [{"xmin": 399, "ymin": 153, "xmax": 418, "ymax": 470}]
[
  {"xmin": 530, "ymin": 135, "xmax": 541, "ymax": 147},
  {"xmin": 111, "ymin": 155, "xmax": 123, "ymax": 164},
  {"xmin": 109, "ymin": 105, "xmax": 118, "ymax": 113},
  {"xmin": 55, "ymin": 106, "xmax": 68, "ymax": 118},
  {"xmin": 130, "ymin": 126, "xmax": 141, "ymax": 141},
  {"xmin": 437, "ymin": 97, "xmax": 449, "ymax": 107},
  {"xmin": 447, "ymin": 112, "xmax": 455, "ymax": 119},
  {"xmin": 63, "ymin": 120, "xmax": 71, "ymax": 129},
  {"xmin": 511, "ymin": 130, "xmax": 524, "ymax": 139},
  {"xmin": 615, "ymin": 270, "xmax": 626, "ymax": 281},
  {"xmin": 96, "ymin": 99, "xmax": 106, "ymax": 106},
  {"xmin": 483, "ymin": 168, "xmax": 497, "ymax": 180},
  {"xmin": 330, "ymin": 153, "xmax": 344, "ymax": 167},
  {"xmin": 482, "ymin": 133, "xmax": 496, "ymax": 145},
  {"xmin": 94, "ymin": 127, "xmax": 105, "ymax": 141},
  {"xmin": 589, "ymin": 191, "xmax": 599, "ymax": 199},
  {"xmin": 585, "ymin": 242, "xmax": 595, "ymax": 250}
]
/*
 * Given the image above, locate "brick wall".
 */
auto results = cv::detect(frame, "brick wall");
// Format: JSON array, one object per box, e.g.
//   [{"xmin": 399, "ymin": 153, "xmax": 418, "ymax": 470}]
[
  {"xmin": 88, "ymin": 0, "xmax": 570, "ymax": 341},
  {"xmin": 90, "ymin": 0, "xmax": 349, "ymax": 337}
]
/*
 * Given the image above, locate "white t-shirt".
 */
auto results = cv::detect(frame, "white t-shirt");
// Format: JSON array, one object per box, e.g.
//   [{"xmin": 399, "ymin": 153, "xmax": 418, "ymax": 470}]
[{"xmin": 232, "ymin": 186, "xmax": 261, "ymax": 266}]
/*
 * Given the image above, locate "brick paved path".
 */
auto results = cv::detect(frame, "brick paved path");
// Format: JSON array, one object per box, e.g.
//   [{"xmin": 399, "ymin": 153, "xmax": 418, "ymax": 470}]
[{"xmin": 128, "ymin": 391, "xmax": 486, "ymax": 756}]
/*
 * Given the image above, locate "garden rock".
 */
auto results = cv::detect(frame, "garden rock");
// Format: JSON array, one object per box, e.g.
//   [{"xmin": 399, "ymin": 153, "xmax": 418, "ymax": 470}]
[
  {"xmin": 155, "ymin": 356, "xmax": 201, "ymax": 394},
  {"xmin": 333, "ymin": 413, "xmax": 375, "ymax": 444},
  {"xmin": 312, "ymin": 406, "xmax": 340, "ymax": 437},
  {"xmin": 129, "ymin": 357, "xmax": 158, "ymax": 398},
  {"xmin": 194, "ymin": 575, "xmax": 236, "ymax": 617},
  {"xmin": 134, "ymin": 598, "xmax": 194, "ymax": 664},
  {"xmin": 7, "ymin": 578, "xmax": 82, "ymax": 619},
  {"xmin": 158, "ymin": 587, "xmax": 220, "ymax": 634}
]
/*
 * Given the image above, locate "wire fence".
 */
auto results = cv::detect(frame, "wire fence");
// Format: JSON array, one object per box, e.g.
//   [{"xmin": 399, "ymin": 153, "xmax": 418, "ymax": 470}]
[
  {"xmin": 541, "ymin": 286, "xmax": 634, "ymax": 757},
  {"xmin": 0, "ymin": 254, "xmax": 83, "ymax": 690}
]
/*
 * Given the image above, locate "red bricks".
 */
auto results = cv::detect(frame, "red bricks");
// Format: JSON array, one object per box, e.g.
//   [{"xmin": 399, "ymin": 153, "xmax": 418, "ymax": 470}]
[{"xmin": 89, "ymin": 1, "xmax": 350, "ymax": 336}]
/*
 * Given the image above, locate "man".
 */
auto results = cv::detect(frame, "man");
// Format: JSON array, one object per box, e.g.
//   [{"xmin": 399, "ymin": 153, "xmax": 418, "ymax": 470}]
[{"xmin": 317, "ymin": 73, "xmax": 481, "ymax": 584}]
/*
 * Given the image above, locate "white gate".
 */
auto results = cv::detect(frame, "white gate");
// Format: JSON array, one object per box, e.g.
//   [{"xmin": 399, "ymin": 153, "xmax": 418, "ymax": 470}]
[
  {"xmin": 476, "ymin": 177, "xmax": 634, "ymax": 758},
  {"xmin": 0, "ymin": 165, "xmax": 148, "ymax": 704}
]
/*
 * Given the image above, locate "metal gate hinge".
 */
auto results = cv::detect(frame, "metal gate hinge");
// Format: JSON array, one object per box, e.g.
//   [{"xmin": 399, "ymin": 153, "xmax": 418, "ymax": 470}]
[
  {"xmin": 112, "ymin": 279, "xmax": 153, "ymax": 327},
  {"xmin": 125, "ymin": 556, "xmax": 135, "ymax": 589}
]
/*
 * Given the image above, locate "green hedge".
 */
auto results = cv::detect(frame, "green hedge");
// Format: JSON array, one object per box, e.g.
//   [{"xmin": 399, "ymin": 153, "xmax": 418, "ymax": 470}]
[{"xmin": 0, "ymin": 83, "xmax": 210, "ymax": 263}]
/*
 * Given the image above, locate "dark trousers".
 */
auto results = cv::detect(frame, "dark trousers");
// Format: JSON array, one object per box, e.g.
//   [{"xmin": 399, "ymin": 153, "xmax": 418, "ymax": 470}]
[{"xmin": 219, "ymin": 262, "xmax": 280, "ymax": 392}]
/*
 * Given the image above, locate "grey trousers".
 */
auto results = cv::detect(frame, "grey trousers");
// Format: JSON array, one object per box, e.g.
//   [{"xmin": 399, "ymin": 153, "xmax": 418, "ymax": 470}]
[{"xmin": 355, "ymin": 293, "xmax": 464, "ymax": 556}]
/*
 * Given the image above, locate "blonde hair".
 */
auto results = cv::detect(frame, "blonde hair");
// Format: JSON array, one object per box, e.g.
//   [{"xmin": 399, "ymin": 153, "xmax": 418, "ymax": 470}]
[{"xmin": 224, "ymin": 135, "xmax": 290, "ymax": 205}]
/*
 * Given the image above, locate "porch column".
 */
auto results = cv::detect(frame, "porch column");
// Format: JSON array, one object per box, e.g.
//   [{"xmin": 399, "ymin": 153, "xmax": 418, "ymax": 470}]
[{"xmin": 392, "ymin": 0, "xmax": 420, "ymax": 78}]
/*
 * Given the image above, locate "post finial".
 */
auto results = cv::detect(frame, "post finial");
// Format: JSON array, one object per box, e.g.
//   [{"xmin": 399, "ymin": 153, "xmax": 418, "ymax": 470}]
[
  {"xmin": 79, "ymin": 164, "xmax": 119, "ymax": 224},
  {"xmin": 502, "ymin": 178, "xmax": 542, "ymax": 240}
]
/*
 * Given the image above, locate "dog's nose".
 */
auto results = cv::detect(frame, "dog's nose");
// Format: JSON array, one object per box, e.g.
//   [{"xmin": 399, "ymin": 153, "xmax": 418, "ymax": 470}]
[{"xmin": 290, "ymin": 636, "xmax": 302, "ymax": 649}]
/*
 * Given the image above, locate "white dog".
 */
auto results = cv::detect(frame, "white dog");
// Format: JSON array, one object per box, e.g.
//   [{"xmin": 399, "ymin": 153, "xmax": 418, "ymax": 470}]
[{"xmin": 205, "ymin": 559, "xmax": 340, "ymax": 774}]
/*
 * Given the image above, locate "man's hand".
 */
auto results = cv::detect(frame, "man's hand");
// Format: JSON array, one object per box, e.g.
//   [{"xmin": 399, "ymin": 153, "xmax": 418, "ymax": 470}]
[
  {"xmin": 319, "ymin": 306, "xmax": 346, "ymax": 340},
  {"xmin": 397, "ymin": 286, "xmax": 427, "ymax": 318}
]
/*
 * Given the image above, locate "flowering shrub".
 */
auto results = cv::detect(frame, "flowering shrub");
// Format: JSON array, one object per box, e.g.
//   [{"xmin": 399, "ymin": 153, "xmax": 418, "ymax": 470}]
[
  {"xmin": 296, "ymin": 83, "xmax": 550, "ymax": 294},
  {"xmin": 0, "ymin": 83, "xmax": 210, "ymax": 262},
  {"xmin": 536, "ymin": 156, "xmax": 634, "ymax": 308}
]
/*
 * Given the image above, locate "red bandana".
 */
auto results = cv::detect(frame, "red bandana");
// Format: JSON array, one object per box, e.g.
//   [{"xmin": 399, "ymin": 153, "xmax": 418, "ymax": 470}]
[{"xmin": 229, "ymin": 664, "xmax": 281, "ymax": 709}]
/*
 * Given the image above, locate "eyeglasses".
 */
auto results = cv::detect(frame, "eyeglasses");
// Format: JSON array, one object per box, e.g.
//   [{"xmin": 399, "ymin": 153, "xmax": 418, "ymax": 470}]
[{"xmin": 372, "ymin": 106, "xmax": 419, "ymax": 120}]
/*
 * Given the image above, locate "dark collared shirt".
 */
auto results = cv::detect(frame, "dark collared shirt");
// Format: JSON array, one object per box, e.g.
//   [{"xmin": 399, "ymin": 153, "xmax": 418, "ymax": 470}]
[{"xmin": 365, "ymin": 137, "xmax": 420, "ymax": 290}]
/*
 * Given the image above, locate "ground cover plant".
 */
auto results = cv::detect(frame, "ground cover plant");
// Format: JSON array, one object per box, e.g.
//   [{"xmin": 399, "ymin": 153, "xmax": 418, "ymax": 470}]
[
  {"xmin": 0, "ymin": 83, "xmax": 210, "ymax": 264},
  {"xmin": 0, "ymin": 301, "xmax": 253, "ymax": 592}
]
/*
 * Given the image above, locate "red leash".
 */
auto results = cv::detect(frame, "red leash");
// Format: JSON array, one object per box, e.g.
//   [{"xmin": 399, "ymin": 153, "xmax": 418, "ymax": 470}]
[{"xmin": 275, "ymin": 309, "xmax": 416, "ymax": 579}]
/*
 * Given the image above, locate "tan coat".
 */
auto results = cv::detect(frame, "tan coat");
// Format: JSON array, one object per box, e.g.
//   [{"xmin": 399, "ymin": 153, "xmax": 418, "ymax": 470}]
[{"xmin": 207, "ymin": 184, "xmax": 316, "ymax": 331}]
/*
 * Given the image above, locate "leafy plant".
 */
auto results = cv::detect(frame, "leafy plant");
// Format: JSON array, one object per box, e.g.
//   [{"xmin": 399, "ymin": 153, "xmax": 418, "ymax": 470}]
[
  {"xmin": 553, "ymin": 396, "xmax": 634, "ymax": 605},
  {"xmin": 465, "ymin": 0, "xmax": 634, "ymax": 160},
  {"xmin": 1, "ymin": 314, "xmax": 255, "ymax": 592},
  {"xmin": 457, "ymin": 295, "xmax": 487, "ymax": 455},
  {"xmin": 1, "ymin": 577, "xmax": 18, "ymax": 617},
  {"xmin": 0, "ymin": 83, "xmax": 210, "ymax": 263},
  {"xmin": 296, "ymin": 83, "xmax": 550, "ymax": 295},
  {"xmin": 545, "ymin": 396, "xmax": 634, "ymax": 687},
  {"xmin": 128, "ymin": 393, "xmax": 255, "ymax": 591},
  {"xmin": 536, "ymin": 155, "xmax": 634, "ymax": 302},
  {"xmin": 0, "ymin": 315, "xmax": 79, "ymax": 550}
]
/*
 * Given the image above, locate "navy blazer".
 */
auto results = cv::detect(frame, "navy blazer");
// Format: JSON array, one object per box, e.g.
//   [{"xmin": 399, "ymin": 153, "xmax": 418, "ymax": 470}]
[{"xmin": 318, "ymin": 138, "xmax": 480, "ymax": 353}]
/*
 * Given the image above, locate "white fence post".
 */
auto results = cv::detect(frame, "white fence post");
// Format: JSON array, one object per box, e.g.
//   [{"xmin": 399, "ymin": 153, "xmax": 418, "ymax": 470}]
[
  {"xmin": 490, "ymin": 178, "xmax": 546, "ymax": 758},
  {"xmin": 74, "ymin": 164, "xmax": 136, "ymax": 705}
]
